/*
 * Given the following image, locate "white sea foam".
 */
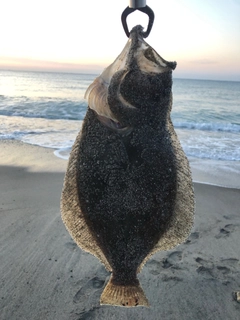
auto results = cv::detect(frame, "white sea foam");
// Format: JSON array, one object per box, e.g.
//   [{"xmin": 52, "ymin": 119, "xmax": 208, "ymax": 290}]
[
  {"xmin": 54, "ymin": 147, "xmax": 72, "ymax": 160},
  {"xmin": 0, "ymin": 115, "xmax": 82, "ymax": 149},
  {"xmin": 174, "ymin": 121, "xmax": 240, "ymax": 133},
  {"xmin": 176, "ymin": 129, "xmax": 240, "ymax": 161},
  {"xmin": 1, "ymin": 71, "xmax": 240, "ymax": 187}
]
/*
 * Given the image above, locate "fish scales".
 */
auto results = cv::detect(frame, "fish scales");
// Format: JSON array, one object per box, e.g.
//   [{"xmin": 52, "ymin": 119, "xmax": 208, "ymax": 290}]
[{"xmin": 61, "ymin": 25, "xmax": 194, "ymax": 307}]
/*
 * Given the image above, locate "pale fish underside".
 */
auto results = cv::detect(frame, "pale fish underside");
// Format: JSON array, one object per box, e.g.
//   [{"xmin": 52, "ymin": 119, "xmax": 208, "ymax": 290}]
[{"xmin": 61, "ymin": 25, "xmax": 194, "ymax": 307}]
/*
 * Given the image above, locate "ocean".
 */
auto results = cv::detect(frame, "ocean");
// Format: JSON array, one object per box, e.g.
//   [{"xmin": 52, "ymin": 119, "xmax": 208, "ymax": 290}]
[{"xmin": 0, "ymin": 70, "xmax": 239, "ymax": 187}]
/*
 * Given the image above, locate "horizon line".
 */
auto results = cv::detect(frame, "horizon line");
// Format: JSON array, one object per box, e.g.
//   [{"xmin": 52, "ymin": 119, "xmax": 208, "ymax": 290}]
[{"xmin": 0, "ymin": 67, "xmax": 239, "ymax": 83}]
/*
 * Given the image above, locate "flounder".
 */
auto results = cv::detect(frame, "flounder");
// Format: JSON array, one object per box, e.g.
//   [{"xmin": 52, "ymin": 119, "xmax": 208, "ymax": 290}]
[{"xmin": 61, "ymin": 25, "xmax": 194, "ymax": 307}]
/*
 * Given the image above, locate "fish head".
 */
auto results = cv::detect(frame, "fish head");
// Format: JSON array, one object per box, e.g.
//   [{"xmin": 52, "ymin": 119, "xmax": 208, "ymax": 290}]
[{"xmin": 85, "ymin": 25, "xmax": 176, "ymax": 131}]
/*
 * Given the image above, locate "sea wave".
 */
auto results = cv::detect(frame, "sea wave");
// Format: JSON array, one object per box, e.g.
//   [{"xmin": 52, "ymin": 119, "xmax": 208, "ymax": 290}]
[
  {"xmin": 173, "ymin": 121, "xmax": 240, "ymax": 133},
  {"xmin": 0, "ymin": 95, "xmax": 87, "ymax": 120},
  {"xmin": 1, "ymin": 101, "xmax": 239, "ymax": 134},
  {"xmin": 0, "ymin": 114, "xmax": 239, "ymax": 162}
]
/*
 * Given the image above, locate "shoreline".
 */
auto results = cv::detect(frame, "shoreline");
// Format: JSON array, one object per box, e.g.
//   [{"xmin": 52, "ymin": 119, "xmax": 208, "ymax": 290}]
[
  {"xmin": 0, "ymin": 140, "xmax": 67, "ymax": 173},
  {"xmin": 2, "ymin": 139, "xmax": 239, "ymax": 189},
  {"xmin": 189, "ymin": 156, "xmax": 240, "ymax": 190},
  {"xmin": 1, "ymin": 139, "xmax": 240, "ymax": 319}
]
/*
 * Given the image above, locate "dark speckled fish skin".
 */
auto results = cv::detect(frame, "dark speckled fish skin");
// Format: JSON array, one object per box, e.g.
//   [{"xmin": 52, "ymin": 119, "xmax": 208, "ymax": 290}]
[
  {"xmin": 61, "ymin": 25, "xmax": 194, "ymax": 307},
  {"xmin": 77, "ymin": 106, "xmax": 177, "ymax": 285}
]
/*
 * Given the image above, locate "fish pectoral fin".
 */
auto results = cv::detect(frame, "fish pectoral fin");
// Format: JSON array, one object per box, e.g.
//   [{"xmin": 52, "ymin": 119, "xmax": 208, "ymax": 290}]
[
  {"xmin": 100, "ymin": 275, "xmax": 149, "ymax": 307},
  {"xmin": 96, "ymin": 113, "xmax": 132, "ymax": 134}
]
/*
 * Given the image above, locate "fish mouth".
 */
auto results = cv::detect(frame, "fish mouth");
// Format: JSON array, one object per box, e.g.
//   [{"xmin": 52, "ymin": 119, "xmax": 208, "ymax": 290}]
[{"xmin": 84, "ymin": 25, "xmax": 176, "ymax": 131}]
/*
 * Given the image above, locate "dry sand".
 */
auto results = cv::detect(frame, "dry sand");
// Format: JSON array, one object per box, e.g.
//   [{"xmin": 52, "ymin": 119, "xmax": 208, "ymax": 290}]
[{"xmin": 0, "ymin": 140, "xmax": 240, "ymax": 320}]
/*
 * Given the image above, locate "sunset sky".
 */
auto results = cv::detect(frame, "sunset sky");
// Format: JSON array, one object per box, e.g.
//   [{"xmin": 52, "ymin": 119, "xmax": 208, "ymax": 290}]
[{"xmin": 0, "ymin": 0, "xmax": 240, "ymax": 80}]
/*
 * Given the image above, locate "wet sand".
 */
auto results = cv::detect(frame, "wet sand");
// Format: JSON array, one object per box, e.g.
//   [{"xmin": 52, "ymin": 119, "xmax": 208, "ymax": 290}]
[{"xmin": 1, "ymin": 140, "xmax": 240, "ymax": 320}]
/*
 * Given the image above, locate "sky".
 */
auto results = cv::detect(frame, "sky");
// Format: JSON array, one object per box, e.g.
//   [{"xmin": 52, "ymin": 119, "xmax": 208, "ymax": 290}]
[{"xmin": 0, "ymin": 0, "xmax": 240, "ymax": 80}]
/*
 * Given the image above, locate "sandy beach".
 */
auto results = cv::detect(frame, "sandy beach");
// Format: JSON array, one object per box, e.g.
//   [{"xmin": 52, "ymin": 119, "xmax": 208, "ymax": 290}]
[{"xmin": 0, "ymin": 140, "xmax": 240, "ymax": 320}]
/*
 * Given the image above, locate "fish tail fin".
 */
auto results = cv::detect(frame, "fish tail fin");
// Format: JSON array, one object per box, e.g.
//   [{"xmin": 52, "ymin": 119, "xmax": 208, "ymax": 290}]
[{"xmin": 100, "ymin": 275, "xmax": 149, "ymax": 307}]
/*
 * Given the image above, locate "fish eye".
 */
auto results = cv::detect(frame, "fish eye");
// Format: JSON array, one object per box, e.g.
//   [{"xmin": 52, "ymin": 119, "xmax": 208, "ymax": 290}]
[{"xmin": 143, "ymin": 47, "xmax": 159, "ymax": 65}]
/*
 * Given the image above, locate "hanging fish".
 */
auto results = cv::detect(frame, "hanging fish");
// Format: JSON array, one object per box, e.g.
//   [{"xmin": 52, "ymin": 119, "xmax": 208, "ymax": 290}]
[{"xmin": 61, "ymin": 25, "xmax": 194, "ymax": 307}]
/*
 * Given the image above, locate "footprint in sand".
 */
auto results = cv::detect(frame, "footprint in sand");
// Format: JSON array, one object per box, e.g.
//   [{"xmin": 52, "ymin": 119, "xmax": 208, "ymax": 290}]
[
  {"xmin": 147, "ymin": 260, "xmax": 162, "ymax": 275},
  {"xmin": 167, "ymin": 251, "xmax": 183, "ymax": 264},
  {"xmin": 73, "ymin": 277, "xmax": 105, "ymax": 304},
  {"xmin": 148, "ymin": 251, "xmax": 183, "ymax": 274},
  {"xmin": 162, "ymin": 251, "xmax": 183, "ymax": 269},
  {"xmin": 64, "ymin": 241, "xmax": 78, "ymax": 251},
  {"xmin": 196, "ymin": 265, "xmax": 214, "ymax": 278},
  {"xmin": 218, "ymin": 258, "xmax": 239, "ymax": 277},
  {"xmin": 220, "ymin": 258, "xmax": 239, "ymax": 267},
  {"xmin": 161, "ymin": 274, "xmax": 183, "ymax": 282},
  {"xmin": 184, "ymin": 231, "xmax": 199, "ymax": 244},
  {"xmin": 195, "ymin": 257, "xmax": 215, "ymax": 278},
  {"xmin": 216, "ymin": 266, "xmax": 231, "ymax": 275},
  {"xmin": 195, "ymin": 257, "xmax": 212, "ymax": 266},
  {"xmin": 75, "ymin": 307, "xmax": 99, "ymax": 320},
  {"xmin": 195, "ymin": 256, "xmax": 238, "ymax": 280},
  {"xmin": 215, "ymin": 224, "xmax": 237, "ymax": 239}
]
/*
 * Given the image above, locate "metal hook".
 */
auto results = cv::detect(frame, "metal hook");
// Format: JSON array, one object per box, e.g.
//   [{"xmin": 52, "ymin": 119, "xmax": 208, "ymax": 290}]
[{"xmin": 121, "ymin": 3, "xmax": 154, "ymax": 38}]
